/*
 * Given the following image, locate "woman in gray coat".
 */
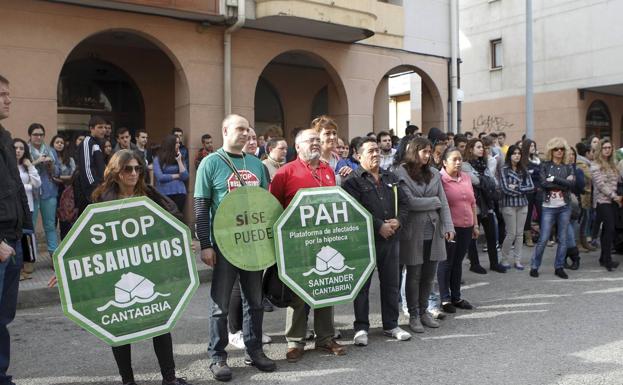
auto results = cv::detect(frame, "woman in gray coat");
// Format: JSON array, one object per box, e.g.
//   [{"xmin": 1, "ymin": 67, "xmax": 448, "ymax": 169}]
[{"xmin": 395, "ymin": 137, "xmax": 455, "ymax": 333}]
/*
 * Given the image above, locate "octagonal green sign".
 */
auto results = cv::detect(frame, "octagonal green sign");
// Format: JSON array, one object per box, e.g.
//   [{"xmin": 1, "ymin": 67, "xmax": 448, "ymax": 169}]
[
  {"xmin": 213, "ymin": 186, "xmax": 283, "ymax": 271},
  {"xmin": 274, "ymin": 186, "xmax": 376, "ymax": 309},
  {"xmin": 53, "ymin": 197, "xmax": 199, "ymax": 346}
]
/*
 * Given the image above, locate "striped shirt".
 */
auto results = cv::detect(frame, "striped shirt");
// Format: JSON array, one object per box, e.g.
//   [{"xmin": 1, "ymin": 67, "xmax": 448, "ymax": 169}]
[{"xmin": 499, "ymin": 165, "xmax": 534, "ymax": 207}]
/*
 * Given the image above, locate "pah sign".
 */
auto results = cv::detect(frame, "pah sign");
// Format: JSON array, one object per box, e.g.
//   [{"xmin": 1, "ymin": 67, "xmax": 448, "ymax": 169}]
[
  {"xmin": 53, "ymin": 197, "xmax": 199, "ymax": 346},
  {"xmin": 274, "ymin": 187, "xmax": 376, "ymax": 308}
]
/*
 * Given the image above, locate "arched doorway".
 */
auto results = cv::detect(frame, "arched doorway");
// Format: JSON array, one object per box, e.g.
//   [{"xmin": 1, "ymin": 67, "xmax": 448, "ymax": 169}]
[
  {"xmin": 58, "ymin": 58, "xmax": 144, "ymax": 138},
  {"xmin": 586, "ymin": 100, "xmax": 611, "ymax": 139},
  {"xmin": 58, "ymin": 30, "xmax": 189, "ymax": 147},
  {"xmin": 373, "ymin": 65, "xmax": 444, "ymax": 137},
  {"xmin": 254, "ymin": 77, "xmax": 284, "ymax": 136},
  {"xmin": 254, "ymin": 51, "xmax": 348, "ymax": 142}
]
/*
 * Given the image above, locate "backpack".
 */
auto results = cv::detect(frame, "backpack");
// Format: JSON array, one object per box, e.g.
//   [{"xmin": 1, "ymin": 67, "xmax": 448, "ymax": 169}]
[
  {"xmin": 57, "ymin": 185, "xmax": 78, "ymax": 223},
  {"xmin": 262, "ymin": 265, "xmax": 293, "ymax": 308}
]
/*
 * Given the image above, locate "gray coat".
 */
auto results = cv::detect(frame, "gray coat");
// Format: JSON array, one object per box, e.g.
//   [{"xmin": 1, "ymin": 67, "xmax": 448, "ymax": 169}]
[{"xmin": 395, "ymin": 166, "xmax": 454, "ymax": 265}]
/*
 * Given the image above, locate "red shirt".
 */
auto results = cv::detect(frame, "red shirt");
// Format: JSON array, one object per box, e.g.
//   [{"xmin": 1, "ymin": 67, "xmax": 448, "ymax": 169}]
[
  {"xmin": 440, "ymin": 168, "xmax": 476, "ymax": 228},
  {"xmin": 269, "ymin": 157, "xmax": 336, "ymax": 207}
]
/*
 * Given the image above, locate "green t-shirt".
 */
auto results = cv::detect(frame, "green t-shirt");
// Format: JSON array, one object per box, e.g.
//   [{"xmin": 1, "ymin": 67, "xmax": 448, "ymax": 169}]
[{"xmin": 194, "ymin": 149, "xmax": 269, "ymax": 216}]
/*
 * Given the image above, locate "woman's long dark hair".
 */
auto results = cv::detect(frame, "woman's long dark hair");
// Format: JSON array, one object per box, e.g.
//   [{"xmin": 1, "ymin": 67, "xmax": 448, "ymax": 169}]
[
  {"xmin": 464, "ymin": 138, "xmax": 483, "ymax": 162},
  {"xmin": 504, "ymin": 144, "xmax": 526, "ymax": 175},
  {"xmin": 158, "ymin": 134, "xmax": 178, "ymax": 168},
  {"xmin": 521, "ymin": 139, "xmax": 537, "ymax": 168},
  {"xmin": 13, "ymin": 138, "xmax": 31, "ymax": 165},
  {"xmin": 403, "ymin": 137, "xmax": 433, "ymax": 184},
  {"xmin": 92, "ymin": 150, "xmax": 148, "ymax": 202},
  {"xmin": 392, "ymin": 134, "xmax": 413, "ymax": 167},
  {"xmin": 50, "ymin": 135, "xmax": 72, "ymax": 167}
]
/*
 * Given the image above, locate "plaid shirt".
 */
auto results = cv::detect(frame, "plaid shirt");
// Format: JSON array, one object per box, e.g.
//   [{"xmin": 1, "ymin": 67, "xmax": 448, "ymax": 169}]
[{"xmin": 499, "ymin": 165, "xmax": 534, "ymax": 207}]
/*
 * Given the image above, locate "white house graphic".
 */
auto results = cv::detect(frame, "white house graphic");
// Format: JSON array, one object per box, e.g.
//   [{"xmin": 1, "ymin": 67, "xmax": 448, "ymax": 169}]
[
  {"xmin": 303, "ymin": 246, "xmax": 354, "ymax": 276},
  {"xmin": 115, "ymin": 272, "xmax": 156, "ymax": 303},
  {"xmin": 97, "ymin": 272, "xmax": 171, "ymax": 312}
]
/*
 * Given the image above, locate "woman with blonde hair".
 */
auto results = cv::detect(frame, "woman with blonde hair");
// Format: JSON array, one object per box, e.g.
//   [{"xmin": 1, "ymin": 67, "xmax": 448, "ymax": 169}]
[
  {"xmin": 590, "ymin": 138, "xmax": 623, "ymax": 271},
  {"xmin": 530, "ymin": 138, "xmax": 575, "ymax": 279}
]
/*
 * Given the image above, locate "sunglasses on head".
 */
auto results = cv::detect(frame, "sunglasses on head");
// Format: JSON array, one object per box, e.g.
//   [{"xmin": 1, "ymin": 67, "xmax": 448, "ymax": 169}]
[{"xmin": 123, "ymin": 165, "xmax": 143, "ymax": 174}]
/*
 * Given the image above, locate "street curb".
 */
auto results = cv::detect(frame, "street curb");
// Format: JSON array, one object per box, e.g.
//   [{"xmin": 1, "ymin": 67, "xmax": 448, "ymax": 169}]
[{"xmin": 17, "ymin": 269, "xmax": 213, "ymax": 310}]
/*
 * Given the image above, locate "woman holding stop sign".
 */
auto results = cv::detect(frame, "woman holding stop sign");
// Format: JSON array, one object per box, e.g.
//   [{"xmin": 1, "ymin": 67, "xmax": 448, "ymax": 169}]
[{"xmin": 50, "ymin": 150, "xmax": 192, "ymax": 385}]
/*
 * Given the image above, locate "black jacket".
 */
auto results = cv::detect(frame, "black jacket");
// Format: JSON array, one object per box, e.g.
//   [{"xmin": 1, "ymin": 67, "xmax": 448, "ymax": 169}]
[
  {"xmin": 75, "ymin": 135, "xmax": 106, "ymax": 213},
  {"xmin": 540, "ymin": 161, "xmax": 575, "ymax": 204},
  {"xmin": 342, "ymin": 167, "xmax": 409, "ymax": 242},
  {"xmin": 0, "ymin": 124, "xmax": 33, "ymax": 241}
]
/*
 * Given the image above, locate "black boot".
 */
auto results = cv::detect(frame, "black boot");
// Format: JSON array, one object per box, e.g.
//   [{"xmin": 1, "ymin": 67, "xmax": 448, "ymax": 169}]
[{"xmin": 568, "ymin": 247, "xmax": 580, "ymax": 270}]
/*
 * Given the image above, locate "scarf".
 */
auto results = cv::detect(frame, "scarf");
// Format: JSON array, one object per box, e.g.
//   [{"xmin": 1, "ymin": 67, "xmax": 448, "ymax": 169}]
[{"xmin": 470, "ymin": 157, "xmax": 488, "ymax": 175}]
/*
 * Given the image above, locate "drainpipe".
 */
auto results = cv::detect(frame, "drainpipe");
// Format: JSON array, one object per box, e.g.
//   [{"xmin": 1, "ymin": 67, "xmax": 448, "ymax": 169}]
[
  {"xmin": 224, "ymin": 0, "xmax": 246, "ymax": 116},
  {"xmin": 450, "ymin": 0, "xmax": 459, "ymax": 134},
  {"xmin": 525, "ymin": 0, "xmax": 534, "ymax": 139}
]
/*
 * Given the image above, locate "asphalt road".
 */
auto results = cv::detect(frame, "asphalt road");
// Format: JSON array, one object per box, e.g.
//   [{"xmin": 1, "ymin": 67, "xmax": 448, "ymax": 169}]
[{"xmin": 11, "ymin": 248, "xmax": 623, "ymax": 385}]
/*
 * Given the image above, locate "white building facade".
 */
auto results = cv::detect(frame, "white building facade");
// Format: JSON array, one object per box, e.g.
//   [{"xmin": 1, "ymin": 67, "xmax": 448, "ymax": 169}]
[{"xmin": 460, "ymin": 0, "xmax": 623, "ymax": 146}]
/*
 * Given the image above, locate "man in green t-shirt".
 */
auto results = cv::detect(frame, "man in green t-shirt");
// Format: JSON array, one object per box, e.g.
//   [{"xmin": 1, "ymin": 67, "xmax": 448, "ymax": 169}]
[{"xmin": 194, "ymin": 114, "xmax": 275, "ymax": 381}]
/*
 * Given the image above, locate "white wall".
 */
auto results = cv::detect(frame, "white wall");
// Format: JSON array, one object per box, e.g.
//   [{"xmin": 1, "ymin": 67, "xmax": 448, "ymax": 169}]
[
  {"xmin": 460, "ymin": 0, "xmax": 623, "ymax": 101},
  {"xmin": 404, "ymin": 0, "xmax": 451, "ymax": 57}
]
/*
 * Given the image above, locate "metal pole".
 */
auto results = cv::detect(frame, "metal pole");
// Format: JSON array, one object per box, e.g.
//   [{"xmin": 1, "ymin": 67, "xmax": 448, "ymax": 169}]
[
  {"xmin": 450, "ymin": 0, "xmax": 459, "ymax": 134},
  {"xmin": 526, "ymin": 0, "xmax": 534, "ymax": 139}
]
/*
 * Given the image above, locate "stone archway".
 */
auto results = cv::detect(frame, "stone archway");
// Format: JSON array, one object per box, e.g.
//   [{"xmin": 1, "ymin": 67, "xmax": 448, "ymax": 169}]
[
  {"xmin": 373, "ymin": 64, "xmax": 445, "ymax": 136},
  {"xmin": 253, "ymin": 50, "xmax": 349, "ymax": 142},
  {"xmin": 58, "ymin": 29, "xmax": 190, "ymax": 146}
]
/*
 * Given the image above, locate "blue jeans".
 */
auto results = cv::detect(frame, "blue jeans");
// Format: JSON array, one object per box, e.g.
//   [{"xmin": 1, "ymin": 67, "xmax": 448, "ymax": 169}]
[
  {"xmin": 0, "ymin": 240, "xmax": 22, "ymax": 385},
  {"xmin": 531, "ymin": 205, "xmax": 571, "ymax": 270},
  {"xmin": 208, "ymin": 246, "xmax": 264, "ymax": 362},
  {"xmin": 33, "ymin": 197, "xmax": 58, "ymax": 254},
  {"xmin": 567, "ymin": 219, "xmax": 578, "ymax": 248}
]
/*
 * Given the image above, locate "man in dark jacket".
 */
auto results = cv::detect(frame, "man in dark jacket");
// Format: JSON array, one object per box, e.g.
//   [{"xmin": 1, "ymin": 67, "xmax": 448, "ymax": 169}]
[
  {"xmin": 0, "ymin": 74, "xmax": 33, "ymax": 385},
  {"xmin": 75, "ymin": 115, "xmax": 107, "ymax": 213},
  {"xmin": 342, "ymin": 137, "xmax": 411, "ymax": 346}
]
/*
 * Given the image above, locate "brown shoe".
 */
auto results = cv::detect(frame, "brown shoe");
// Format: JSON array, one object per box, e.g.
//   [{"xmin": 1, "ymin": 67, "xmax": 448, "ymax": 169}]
[
  {"xmin": 315, "ymin": 340, "xmax": 346, "ymax": 356},
  {"xmin": 286, "ymin": 347, "xmax": 304, "ymax": 363}
]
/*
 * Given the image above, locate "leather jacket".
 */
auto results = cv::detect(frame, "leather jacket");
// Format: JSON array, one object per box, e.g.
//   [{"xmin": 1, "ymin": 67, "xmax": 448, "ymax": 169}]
[{"xmin": 539, "ymin": 161, "xmax": 574, "ymax": 205}]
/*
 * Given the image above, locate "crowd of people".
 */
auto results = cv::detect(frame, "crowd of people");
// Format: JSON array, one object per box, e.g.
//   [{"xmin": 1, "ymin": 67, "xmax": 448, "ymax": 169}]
[{"xmin": 1, "ymin": 69, "xmax": 623, "ymax": 385}]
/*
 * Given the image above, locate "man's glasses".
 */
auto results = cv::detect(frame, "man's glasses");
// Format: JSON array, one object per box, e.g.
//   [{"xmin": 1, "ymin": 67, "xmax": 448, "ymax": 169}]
[
  {"xmin": 301, "ymin": 138, "xmax": 321, "ymax": 144},
  {"xmin": 122, "ymin": 165, "xmax": 143, "ymax": 174}
]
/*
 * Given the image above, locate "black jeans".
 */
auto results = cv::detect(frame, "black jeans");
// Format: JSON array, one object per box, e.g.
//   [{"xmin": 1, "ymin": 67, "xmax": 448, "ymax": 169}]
[
  {"xmin": 167, "ymin": 193, "xmax": 186, "ymax": 214},
  {"xmin": 596, "ymin": 203, "xmax": 617, "ymax": 264},
  {"xmin": 468, "ymin": 213, "xmax": 499, "ymax": 268},
  {"xmin": 0, "ymin": 240, "xmax": 22, "ymax": 385},
  {"xmin": 438, "ymin": 227, "xmax": 472, "ymax": 303},
  {"xmin": 111, "ymin": 333, "xmax": 175, "ymax": 384},
  {"xmin": 524, "ymin": 192, "xmax": 542, "ymax": 231},
  {"xmin": 228, "ymin": 278, "xmax": 243, "ymax": 333},
  {"xmin": 353, "ymin": 240, "xmax": 400, "ymax": 331}
]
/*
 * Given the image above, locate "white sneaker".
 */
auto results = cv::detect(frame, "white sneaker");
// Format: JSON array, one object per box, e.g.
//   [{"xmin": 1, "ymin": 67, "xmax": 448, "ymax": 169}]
[
  {"xmin": 228, "ymin": 331, "xmax": 245, "ymax": 349},
  {"xmin": 262, "ymin": 333, "xmax": 272, "ymax": 344},
  {"xmin": 353, "ymin": 330, "xmax": 368, "ymax": 346},
  {"xmin": 383, "ymin": 326, "xmax": 412, "ymax": 341},
  {"xmin": 429, "ymin": 308, "xmax": 446, "ymax": 320},
  {"xmin": 305, "ymin": 329, "xmax": 315, "ymax": 340},
  {"xmin": 402, "ymin": 304, "xmax": 410, "ymax": 317}
]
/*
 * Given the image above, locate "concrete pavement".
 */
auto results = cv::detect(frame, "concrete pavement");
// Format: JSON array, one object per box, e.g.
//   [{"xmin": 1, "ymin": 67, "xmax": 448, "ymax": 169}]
[{"xmin": 11, "ymin": 246, "xmax": 623, "ymax": 385}]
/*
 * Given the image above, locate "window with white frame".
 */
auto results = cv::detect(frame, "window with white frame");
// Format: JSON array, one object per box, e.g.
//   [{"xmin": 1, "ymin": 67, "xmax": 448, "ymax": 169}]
[{"xmin": 491, "ymin": 39, "xmax": 503, "ymax": 69}]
